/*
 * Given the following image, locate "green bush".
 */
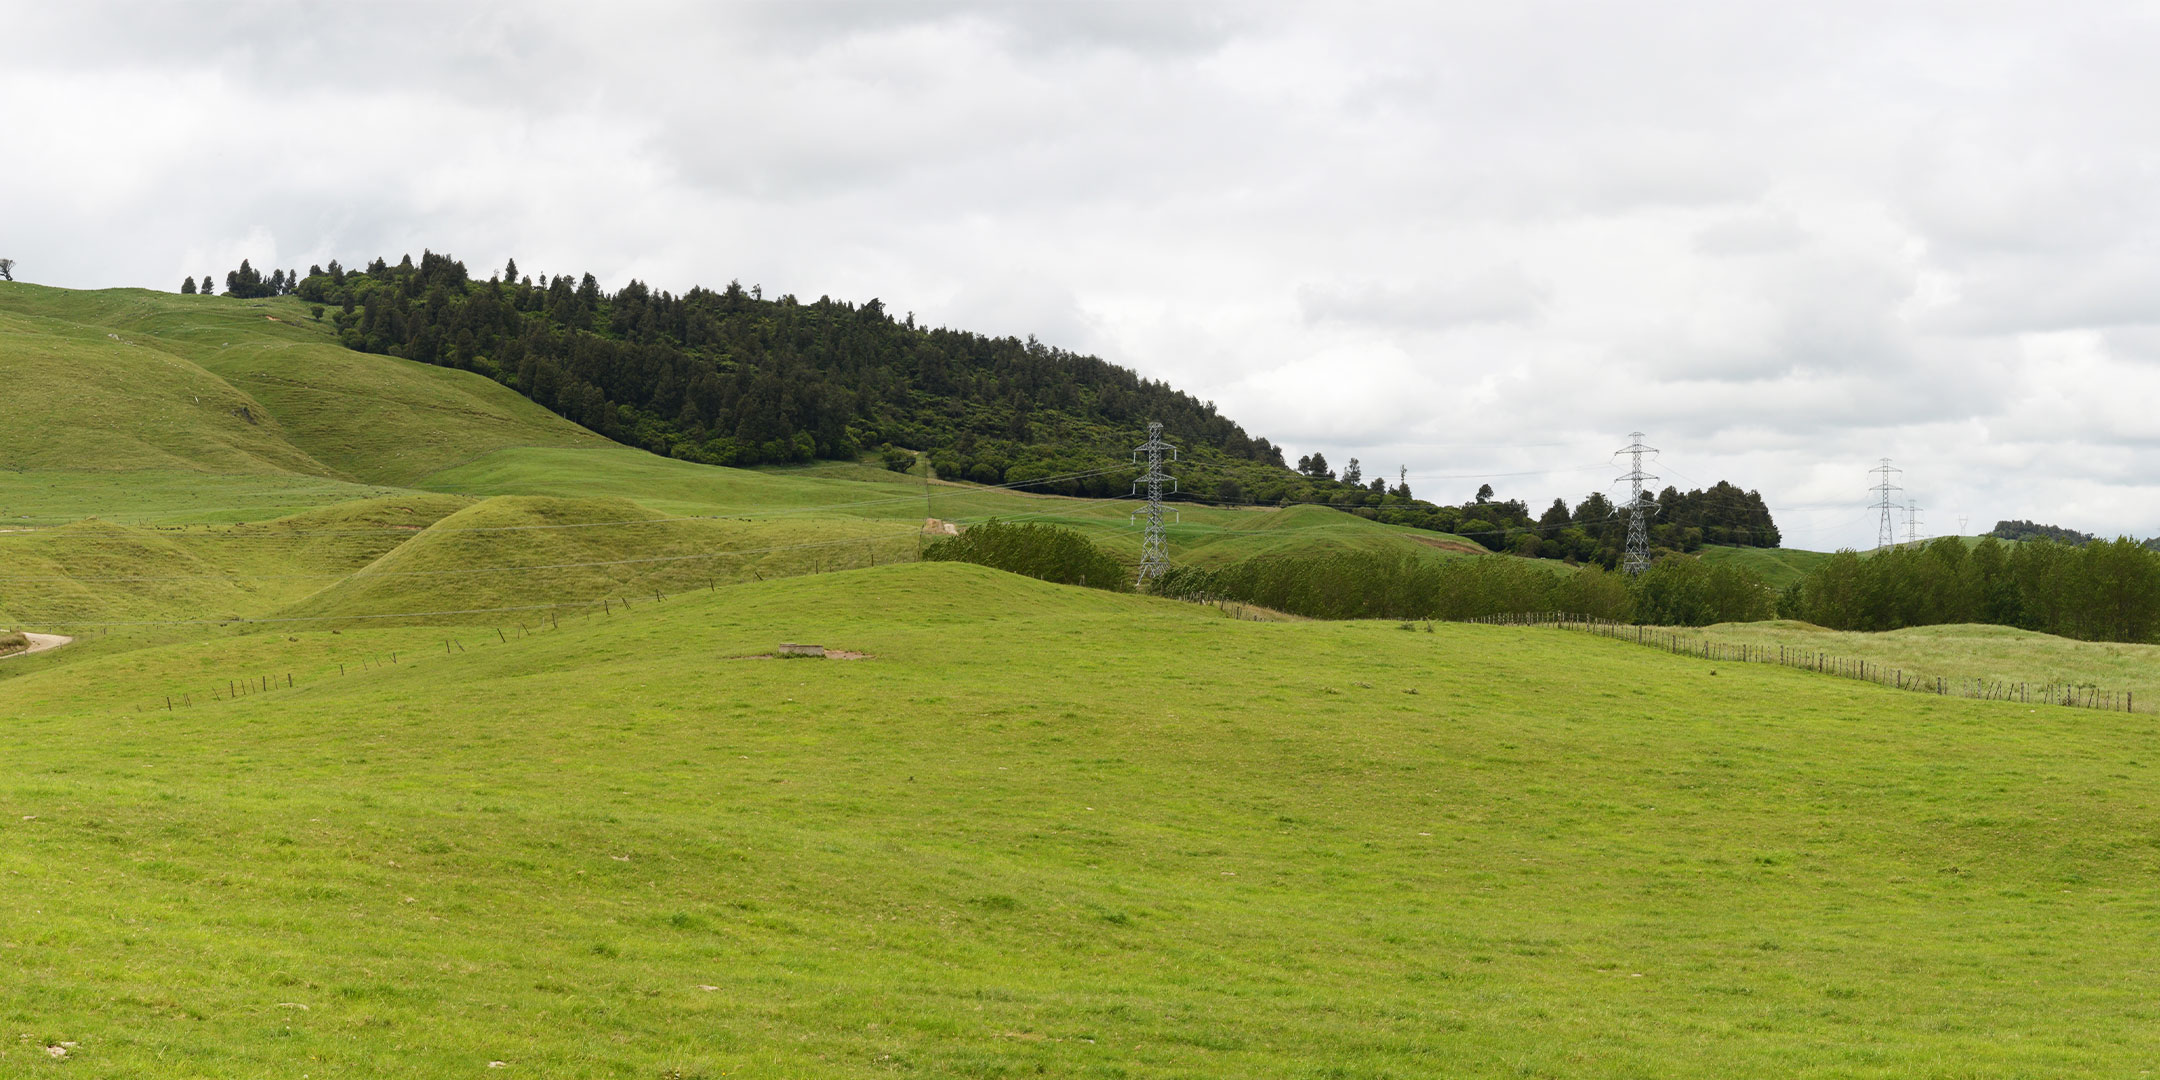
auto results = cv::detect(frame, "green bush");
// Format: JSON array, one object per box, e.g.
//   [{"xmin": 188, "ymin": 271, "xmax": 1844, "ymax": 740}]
[
  {"xmin": 1627, "ymin": 557, "xmax": 1776, "ymax": 626},
  {"xmin": 1150, "ymin": 550, "xmax": 1772, "ymax": 627},
  {"xmin": 1152, "ymin": 552, "xmax": 1630, "ymax": 622},
  {"xmin": 922, "ymin": 521, "xmax": 1131, "ymax": 592}
]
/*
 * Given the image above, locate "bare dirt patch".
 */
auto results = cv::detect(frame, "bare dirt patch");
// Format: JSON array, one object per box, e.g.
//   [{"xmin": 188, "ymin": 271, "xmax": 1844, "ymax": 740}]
[
  {"xmin": 731, "ymin": 650, "xmax": 873, "ymax": 661},
  {"xmin": 0, "ymin": 632, "xmax": 74, "ymax": 660}
]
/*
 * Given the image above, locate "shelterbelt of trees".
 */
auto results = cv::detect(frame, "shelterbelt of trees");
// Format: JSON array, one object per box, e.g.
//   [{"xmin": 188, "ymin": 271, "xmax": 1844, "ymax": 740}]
[
  {"xmin": 1783, "ymin": 536, "xmax": 2160, "ymax": 643},
  {"xmin": 215, "ymin": 253, "xmax": 1775, "ymax": 569},
  {"xmin": 1153, "ymin": 549, "xmax": 1774, "ymax": 626}
]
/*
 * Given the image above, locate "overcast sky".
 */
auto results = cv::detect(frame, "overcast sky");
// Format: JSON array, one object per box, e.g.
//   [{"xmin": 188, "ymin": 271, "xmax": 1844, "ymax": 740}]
[{"xmin": 6, "ymin": 1, "xmax": 2156, "ymax": 547}]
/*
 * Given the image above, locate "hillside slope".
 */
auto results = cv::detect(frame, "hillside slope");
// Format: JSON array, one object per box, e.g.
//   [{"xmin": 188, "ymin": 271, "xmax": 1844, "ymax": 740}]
[
  {"xmin": 0, "ymin": 303, "xmax": 323, "ymax": 476},
  {"xmin": 3, "ymin": 562, "xmax": 2157, "ymax": 1075},
  {"xmin": 275, "ymin": 494, "xmax": 919, "ymax": 623},
  {"xmin": 0, "ymin": 283, "xmax": 607, "ymax": 488}
]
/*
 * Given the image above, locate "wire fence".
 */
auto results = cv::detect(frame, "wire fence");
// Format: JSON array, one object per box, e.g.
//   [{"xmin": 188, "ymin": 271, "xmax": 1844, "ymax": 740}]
[{"xmin": 1462, "ymin": 611, "xmax": 2145, "ymax": 715}]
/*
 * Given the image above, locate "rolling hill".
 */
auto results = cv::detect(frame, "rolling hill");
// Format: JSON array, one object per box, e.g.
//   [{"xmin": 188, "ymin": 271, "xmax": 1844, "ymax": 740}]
[
  {"xmin": 6, "ymin": 562, "xmax": 2160, "ymax": 1075},
  {"xmin": 0, "ymin": 281, "xmax": 1488, "ymax": 633},
  {"xmin": 5, "ymin": 277, "xmax": 2158, "ymax": 1076}
]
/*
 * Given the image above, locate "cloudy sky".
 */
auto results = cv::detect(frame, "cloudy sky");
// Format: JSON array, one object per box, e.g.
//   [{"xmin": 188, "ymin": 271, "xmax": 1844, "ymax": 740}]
[{"xmin": 6, "ymin": 1, "xmax": 2157, "ymax": 547}]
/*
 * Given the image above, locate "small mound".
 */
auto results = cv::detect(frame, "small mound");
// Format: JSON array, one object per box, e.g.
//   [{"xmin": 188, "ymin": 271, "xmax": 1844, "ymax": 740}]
[{"xmin": 277, "ymin": 495, "xmax": 919, "ymax": 624}]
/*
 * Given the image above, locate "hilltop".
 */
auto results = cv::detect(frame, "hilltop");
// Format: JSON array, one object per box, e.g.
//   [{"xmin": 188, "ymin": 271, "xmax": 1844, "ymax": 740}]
[
  {"xmin": 254, "ymin": 252, "xmax": 1784, "ymax": 567},
  {"xmin": 0, "ymin": 280, "xmax": 1496, "ymax": 630}
]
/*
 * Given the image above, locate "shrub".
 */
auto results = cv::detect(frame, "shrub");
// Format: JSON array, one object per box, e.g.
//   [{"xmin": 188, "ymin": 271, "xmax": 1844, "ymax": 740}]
[
  {"xmin": 1628, "ymin": 557, "xmax": 1775, "ymax": 626},
  {"xmin": 923, "ymin": 520, "xmax": 1130, "ymax": 592}
]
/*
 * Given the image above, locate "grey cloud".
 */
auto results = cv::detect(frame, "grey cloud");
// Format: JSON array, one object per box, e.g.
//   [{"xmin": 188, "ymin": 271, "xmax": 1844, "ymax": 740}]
[
  {"xmin": 7, "ymin": 1, "xmax": 2160, "ymax": 548},
  {"xmin": 1298, "ymin": 269, "xmax": 1549, "ymax": 331}
]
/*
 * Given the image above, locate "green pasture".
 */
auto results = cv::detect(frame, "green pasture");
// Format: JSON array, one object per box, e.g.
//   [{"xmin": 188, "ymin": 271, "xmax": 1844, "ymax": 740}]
[
  {"xmin": 1689, "ymin": 619, "xmax": 2160, "ymax": 707},
  {"xmin": 0, "ymin": 281, "xmax": 1480, "ymax": 633},
  {"xmin": 1695, "ymin": 544, "xmax": 1831, "ymax": 589},
  {"xmin": 6, "ymin": 563, "xmax": 2160, "ymax": 1077}
]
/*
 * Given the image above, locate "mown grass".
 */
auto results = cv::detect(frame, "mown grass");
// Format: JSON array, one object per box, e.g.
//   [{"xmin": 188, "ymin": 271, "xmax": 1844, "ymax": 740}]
[
  {"xmin": 5, "ymin": 562, "xmax": 2160, "ymax": 1076},
  {"xmin": 1692, "ymin": 619, "xmax": 2160, "ymax": 705}
]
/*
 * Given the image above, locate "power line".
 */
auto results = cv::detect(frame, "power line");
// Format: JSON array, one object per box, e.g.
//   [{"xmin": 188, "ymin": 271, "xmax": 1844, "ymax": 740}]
[
  {"xmin": 1614, "ymin": 432, "xmax": 1659, "ymax": 575},
  {"xmin": 1131, "ymin": 422, "xmax": 1177, "ymax": 585},
  {"xmin": 1869, "ymin": 458, "xmax": 1903, "ymax": 551}
]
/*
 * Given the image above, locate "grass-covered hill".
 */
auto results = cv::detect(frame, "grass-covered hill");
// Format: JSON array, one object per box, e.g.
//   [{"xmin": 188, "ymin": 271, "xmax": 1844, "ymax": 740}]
[
  {"xmin": 7, "ymin": 277, "xmax": 2160, "ymax": 1075},
  {"xmin": 0, "ymin": 280, "xmax": 1491, "ymax": 630},
  {"xmin": 1696, "ymin": 543, "xmax": 1833, "ymax": 589},
  {"xmin": 267, "ymin": 253, "xmax": 1787, "ymax": 566},
  {"xmin": 6, "ymin": 561, "xmax": 2160, "ymax": 1075}
]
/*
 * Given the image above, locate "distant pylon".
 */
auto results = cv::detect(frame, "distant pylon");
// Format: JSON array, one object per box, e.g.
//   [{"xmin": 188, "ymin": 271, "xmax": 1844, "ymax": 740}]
[
  {"xmin": 1906, "ymin": 500, "xmax": 1924, "ymax": 546},
  {"xmin": 1613, "ymin": 432, "xmax": 1659, "ymax": 575},
  {"xmin": 1131, "ymin": 422, "xmax": 1178, "ymax": 585},
  {"xmin": 1869, "ymin": 459, "xmax": 1903, "ymax": 550}
]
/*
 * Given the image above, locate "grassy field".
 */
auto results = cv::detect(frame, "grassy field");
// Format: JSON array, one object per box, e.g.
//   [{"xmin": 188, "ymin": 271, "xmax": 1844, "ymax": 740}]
[
  {"xmin": 9, "ymin": 279, "xmax": 2160, "ymax": 1075},
  {"xmin": 0, "ymin": 284, "xmax": 604, "ymax": 488},
  {"xmin": 5, "ymin": 562, "xmax": 2160, "ymax": 1076},
  {"xmin": 1695, "ymin": 545, "xmax": 1831, "ymax": 588},
  {"xmin": 0, "ymin": 281, "xmax": 1485, "ymax": 630},
  {"xmin": 1689, "ymin": 619, "xmax": 2160, "ymax": 707}
]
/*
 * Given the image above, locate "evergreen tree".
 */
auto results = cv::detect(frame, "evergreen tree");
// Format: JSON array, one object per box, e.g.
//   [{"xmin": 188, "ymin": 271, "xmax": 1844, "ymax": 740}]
[{"xmin": 181, "ymin": 276, "xmax": 196, "ymax": 295}]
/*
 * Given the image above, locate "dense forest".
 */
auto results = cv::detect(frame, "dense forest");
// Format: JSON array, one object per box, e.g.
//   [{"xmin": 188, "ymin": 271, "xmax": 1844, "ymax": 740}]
[
  {"xmin": 1783, "ymin": 536, "xmax": 2160, "ymax": 643},
  {"xmin": 212, "ymin": 252, "xmax": 1779, "ymax": 566}
]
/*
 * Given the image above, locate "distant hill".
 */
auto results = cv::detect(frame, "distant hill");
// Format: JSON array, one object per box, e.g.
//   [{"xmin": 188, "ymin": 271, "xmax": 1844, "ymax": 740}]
[{"xmin": 253, "ymin": 253, "xmax": 1782, "ymax": 568}]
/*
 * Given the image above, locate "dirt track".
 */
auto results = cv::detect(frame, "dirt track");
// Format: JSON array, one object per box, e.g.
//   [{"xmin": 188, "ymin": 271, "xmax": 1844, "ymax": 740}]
[{"xmin": 0, "ymin": 633, "xmax": 72, "ymax": 660}]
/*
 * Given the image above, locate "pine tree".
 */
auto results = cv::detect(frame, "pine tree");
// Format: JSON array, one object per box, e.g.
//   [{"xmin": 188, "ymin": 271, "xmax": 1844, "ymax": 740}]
[{"xmin": 182, "ymin": 276, "xmax": 197, "ymax": 295}]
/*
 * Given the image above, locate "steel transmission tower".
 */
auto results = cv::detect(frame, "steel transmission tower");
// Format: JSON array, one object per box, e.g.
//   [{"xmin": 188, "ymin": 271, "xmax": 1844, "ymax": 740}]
[
  {"xmin": 1906, "ymin": 500, "xmax": 1924, "ymax": 546},
  {"xmin": 1614, "ymin": 432, "xmax": 1660, "ymax": 575},
  {"xmin": 1131, "ymin": 422, "xmax": 1178, "ymax": 585},
  {"xmin": 1869, "ymin": 459, "xmax": 1903, "ymax": 550}
]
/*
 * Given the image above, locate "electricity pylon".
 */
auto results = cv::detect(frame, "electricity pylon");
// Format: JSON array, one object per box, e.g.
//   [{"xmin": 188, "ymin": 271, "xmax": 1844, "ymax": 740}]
[
  {"xmin": 1869, "ymin": 459, "xmax": 1903, "ymax": 551},
  {"xmin": 1131, "ymin": 422, "xmax": 1178, "ymax": 585},
  {"xmin": 1614, "ymin": 432, "xmax": 1659, "ymax": 575},
  {"xmin": 1906, "ymin": 500, "xmax": 1924, "ymax": 546}
]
